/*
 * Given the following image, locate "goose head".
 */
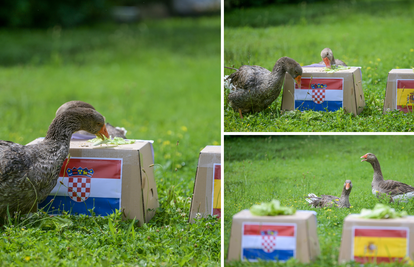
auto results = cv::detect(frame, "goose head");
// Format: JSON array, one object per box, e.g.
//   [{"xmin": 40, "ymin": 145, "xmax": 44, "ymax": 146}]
[
  {"xmin": 343, "ymin": 180, "xmax": 353, "ymax": 195},
  {"xmin": 55, "ymin": 101, "xmax": 110, "ymax": 139},
  {"xmin": 50, "ymin": 107, "xmax": 109, "ymax": 140},
  {"xmin": 56, "ymin": 101, "xmax": 96, "ymax": 117},
  {"xmin": 360, "ymin": 153, "xmax": 377, "ymax": 163},
  {"xmin": 76, "ymin": 108, "xmax": 109, "ymax": 139},
  {"xmin": 282, "ymin": 57, "xmax": 302, "ymax": 89},
  {"xmin": 320, "ymin": 48, "xmax": 334, "ymax": 68}
]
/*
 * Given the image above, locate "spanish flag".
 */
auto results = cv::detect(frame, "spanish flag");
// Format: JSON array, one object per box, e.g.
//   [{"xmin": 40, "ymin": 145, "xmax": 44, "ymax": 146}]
[
  {"xmin": 396, "ymin": 79, "xmax": 414, "ymax": 112},
  {"xmin": 212, "ymin": 164, "xmax": 221, "ymax": 218},
  {"xmin": 353, "ymin": 227, "xmax": 409, "ymax": 263}
]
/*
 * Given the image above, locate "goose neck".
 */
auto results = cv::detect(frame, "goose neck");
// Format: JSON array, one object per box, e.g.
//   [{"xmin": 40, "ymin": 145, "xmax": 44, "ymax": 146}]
[
  {"xmin": 44, "ymin": 115, "xmax": 80, "ymax": 142},
  {"xmin": 271, "ymin": 59, "xmax": 285, "ymax": 74},
  {"xmin": 339, "ymin": 193, "xmax": 350, "ymax": 207},
  {"xmin": 370, "ymin": 159, "xmax": 384, "ymax": 182}
]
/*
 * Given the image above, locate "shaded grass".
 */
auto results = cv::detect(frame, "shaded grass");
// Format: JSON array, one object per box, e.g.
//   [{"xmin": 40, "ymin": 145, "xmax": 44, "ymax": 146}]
[
  {"xmin": 0, "ymin": 17, "xmax": 220, "ymax": 266},
  {"xmin": 224, "ymin": 1, "xmax": 414, "ymax": 132},
  {"xmin": 0, "ymin": 18, "xmax": 219, "ymax": 66},
  {"xmin": 224, "ymin": 0, "xmax": 414, "ymax": 28},
  {"xmin": 224, "ymin": 135, "xmax": 414, "ymax": 266}
]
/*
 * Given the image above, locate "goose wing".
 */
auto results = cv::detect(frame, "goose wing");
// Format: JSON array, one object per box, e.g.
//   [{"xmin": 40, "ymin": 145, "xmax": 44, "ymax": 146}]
[
  {"xmin": 320, "ymin": 195, "xmax": 340, "ymax": 207},
  {"xmin": 0, "ymin": 141, "xmax": 31, "ymax": 183},
  {"xmin": 306, "ymin": 193, "xmax": 321, "ymax": 207},
  {"xmin": 379, "ymin": 180, "xmax": 414, "ymax": 196},
  {"xmin": 227, "ymin": 65, "xmax": 270, "ymax": 91},
  {"xmin": 106, "ymin": 123, "xmax": 127, "ymax": 138},
  {"xmin": 334, "ymin": 59, "xmax": 347, "ymax": 66}
]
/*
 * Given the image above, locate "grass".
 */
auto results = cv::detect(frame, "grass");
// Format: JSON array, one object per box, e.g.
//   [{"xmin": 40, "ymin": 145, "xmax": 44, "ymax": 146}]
[
  {"xmin": 224, "ymin": 135, "xmax": 414, "ymax": 266},
  {"xmin": 0, "ymin": 17, "xmax": 220, "ymax": 266},
  {"xmin": 224, "ymin": 0, "xmax": 414, "ymax": 132}
]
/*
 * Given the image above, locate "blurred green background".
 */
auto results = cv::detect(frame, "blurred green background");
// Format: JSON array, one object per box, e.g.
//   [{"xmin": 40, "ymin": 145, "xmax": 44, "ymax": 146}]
[
  {"xmin": 0, "ymin": 17, "xmax": 220, "ymax": 161},
  {"xmin": 0, "ymin": 0, "xmax": 220, "ymax": 28}
]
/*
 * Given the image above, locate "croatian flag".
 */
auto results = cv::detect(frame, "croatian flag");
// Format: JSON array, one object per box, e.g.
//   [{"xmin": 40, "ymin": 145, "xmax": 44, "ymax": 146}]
[
  {"xmin": 352, "ymin": 226, "xmax": 409, "ymax": 263},
  {"xmin": 38, "ymin": 157, "xmax": 123, "ymax": 216},
  {"xmin": 241, "ymin": 223, "xmax": 296, "ymax": 262},
  {"xmin": 396, "ymin": 79, "xmax": 414, "ymax": 112},
  {"xmin": 295, "ymin": 77, "xmax": 344, "ymax": 111}
]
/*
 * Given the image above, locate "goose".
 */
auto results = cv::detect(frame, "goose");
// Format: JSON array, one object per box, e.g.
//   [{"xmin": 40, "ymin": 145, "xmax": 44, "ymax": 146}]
[
  {"xmin": 224, "ymin": 57, "xmax": 302, "ymax": 118},
  {"xmin": 306, "ymin": 180, "xmax": 352, "ymax": 208},
  {"xmin": 56, "ymin": 101, "xmax": 127, "ymax": 139},
  {"xmin": 0, "ymin": 107, "xmax": 109, "ymax": 218},
  {"xmin": 361, "ymin": 153, "xmax": 414, "ymax": 202},
  {"xmin": 319, "ymin": 48, "xmax": 347, "ymax": 68}
]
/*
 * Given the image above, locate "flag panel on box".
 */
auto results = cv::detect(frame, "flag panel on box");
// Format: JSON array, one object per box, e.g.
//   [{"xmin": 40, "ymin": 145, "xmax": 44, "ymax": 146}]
[
  {"xmin": 38, "ymin": 157, "xmax": 123, "ymax": 216},
  {"xmin": 352, "ymin": 226, "xmax": 408, "ymax": 264},
  {"xmin": 241, "ymin": 223, "xmax": 296, "ymax": 262},
  {"xmin": 294, "ymin": 77, "xmax": 344, "ymax": 111},
  {"xmin": 212, "ymin": 163, "xmax": 221, "ymax": 218},
  {"xmin": 396, "ymin": 79, "xmax": 414, "ymax": 112}
]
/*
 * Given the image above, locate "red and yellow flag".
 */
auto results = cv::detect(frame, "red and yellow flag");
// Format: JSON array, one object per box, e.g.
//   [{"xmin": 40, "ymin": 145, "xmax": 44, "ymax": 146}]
[
  {"xmin": 212, "ymin": 164, "xmax": 221, "ymax": 218},
  {"xmin": 397, "ymin": 80, "xmax": 414, "ymax": 112},
  {"xmin": 353, "ymin": 227, "xmax": 409, "ymax": 263}
]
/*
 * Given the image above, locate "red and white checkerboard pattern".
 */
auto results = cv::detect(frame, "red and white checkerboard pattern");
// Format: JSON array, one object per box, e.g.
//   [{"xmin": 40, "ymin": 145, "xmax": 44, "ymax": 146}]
[
  {"xmin": 68, "ymin": 177, "xmax": 91, "ymax": 202},
  {"xmin": 311, "ymin": 89, "xmax": 326, "ymax": 104},
  {"xmin": 261, "ymin": 235, "xmax": 276, "ymax": 253}
]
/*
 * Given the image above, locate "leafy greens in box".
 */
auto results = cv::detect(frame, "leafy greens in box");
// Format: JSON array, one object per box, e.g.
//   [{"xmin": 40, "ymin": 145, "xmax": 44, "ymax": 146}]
[
  {"xmin": 359, "ymin": 204, "xmax": 407, "ymax": 219},
  {"xmin": 250, "ymin": 199, "xmax": 296, "ymax": 216}
]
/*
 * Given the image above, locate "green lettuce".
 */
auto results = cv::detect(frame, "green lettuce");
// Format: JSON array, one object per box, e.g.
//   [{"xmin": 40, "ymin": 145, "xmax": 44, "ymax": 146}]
[
  {"xmin": 322, "ymin": 65, "xmax": 351, "ymax": 73},
  {"xmin": 88, "ymin": 136, "xmax": 136, "ymax": 146},
  {"xmin": 250, "ymin": 199, "xmax": 296, "ymax": 216},
  {"xmin": 359, "ymin": 204, "xmax": 407, "ymax": 219}
]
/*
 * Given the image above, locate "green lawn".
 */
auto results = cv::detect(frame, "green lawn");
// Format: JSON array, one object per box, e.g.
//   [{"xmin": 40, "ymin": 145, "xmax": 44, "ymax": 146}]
[
  {"xmin": 224, "ymin": 135, "xmax": 414, "ymax": 266},
  {"xmin": 0, "ymin": 17, "xmax": 221, "ymax": 266},
  {"xmin": 224, "ymin": 1, "xmax": 414, "ymax": 132}
]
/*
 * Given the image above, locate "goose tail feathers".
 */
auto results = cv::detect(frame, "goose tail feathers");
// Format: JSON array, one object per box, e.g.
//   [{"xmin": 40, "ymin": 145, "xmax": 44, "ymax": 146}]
[
  {"xmin": 224, "ymin": 66, "xmax": 238, "ymax": 71},
  {"xmin": 306, "ymin": 193, "xmax": 319, "ymax": 204}
]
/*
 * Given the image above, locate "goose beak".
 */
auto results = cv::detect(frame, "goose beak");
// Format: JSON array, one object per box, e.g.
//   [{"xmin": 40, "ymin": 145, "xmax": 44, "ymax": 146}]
[
  {"xmin": 360, "ymin": 154, "xmax": 368, "ymax": 162},
  {"xmin": 323, "ymin": 57, "xmax": 331, "ymax": 68},
  {"xmin": 97, "ymin": 124, "xmax": 110, "ymax": 140},
  {"xmin": 345, "ymin": 182, "xmax": 351, "ymax": 190},
  {"xmin": 294, "ymin": 75, "xmax": 302, "ymax": 89}
]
